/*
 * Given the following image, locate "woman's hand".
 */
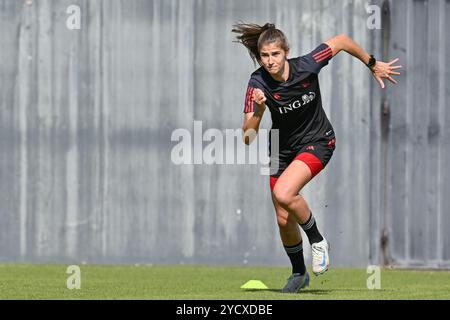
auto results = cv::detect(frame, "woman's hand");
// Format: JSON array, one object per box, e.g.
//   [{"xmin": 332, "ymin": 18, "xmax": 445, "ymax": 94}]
[
  {"xmin": 371, "ymin": 58, "xmax": 402, "ymax": 89},
  {"xmin": 253, "ymin": 89, "xmax": 267, "ymax": 113}
]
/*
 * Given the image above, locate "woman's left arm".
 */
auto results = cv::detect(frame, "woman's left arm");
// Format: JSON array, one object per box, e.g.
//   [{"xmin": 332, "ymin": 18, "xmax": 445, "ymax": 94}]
[{"xmin": 324, "ymin": 34, "xmax": 402, "ymax": 89}]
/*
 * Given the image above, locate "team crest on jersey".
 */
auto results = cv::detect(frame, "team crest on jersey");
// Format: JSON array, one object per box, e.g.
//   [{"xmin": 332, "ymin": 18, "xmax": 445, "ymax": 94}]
[{"xmin": 273, "ymin": 93, "xmax": 281, "ymax": 100}]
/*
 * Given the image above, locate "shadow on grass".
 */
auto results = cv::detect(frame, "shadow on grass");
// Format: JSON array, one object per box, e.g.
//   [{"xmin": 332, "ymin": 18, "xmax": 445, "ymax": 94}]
[
  {"xmin": 243, "ymin": 288, "xmax": 331, "ymax": 295},
  {"xmin": 306, "ymin": 288, "xmax": 397, "ymax": 295},
  {"xmin": 244, "ymin": 288, "xmax": 396, "ymax": 295},
  {"xmin": 327, "ymin": 288, "xmax": 396, "ymax": 293},
  {"xmin": 243, "ymin": 289, "xmax": 281, "ymax": 293}
]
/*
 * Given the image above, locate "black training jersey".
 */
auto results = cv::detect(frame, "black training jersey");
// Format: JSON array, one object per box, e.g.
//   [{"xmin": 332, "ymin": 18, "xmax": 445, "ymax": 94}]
[{"xmin": 243, "ymin": 43, "xmax": 335, "ymax": 150}]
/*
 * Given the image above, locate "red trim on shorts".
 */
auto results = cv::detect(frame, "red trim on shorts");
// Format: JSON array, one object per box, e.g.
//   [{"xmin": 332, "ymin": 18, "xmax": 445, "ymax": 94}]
[
  {"xmin": 270, "ymin": 176, "xmax": 278, "ymax": 191},
  {"xmin": 294, "ymin": 152, "xmax": 324, "ymax": 178},
  {"xmin": 269, "ymin": 153, "xmax": 325, "ymax": 191}
]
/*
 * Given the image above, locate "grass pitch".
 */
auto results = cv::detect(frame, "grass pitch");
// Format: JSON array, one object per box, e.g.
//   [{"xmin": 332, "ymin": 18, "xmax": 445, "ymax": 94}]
[{"xmin": 1, "ymin": 264, "xmax": 449, "ymax": 300}]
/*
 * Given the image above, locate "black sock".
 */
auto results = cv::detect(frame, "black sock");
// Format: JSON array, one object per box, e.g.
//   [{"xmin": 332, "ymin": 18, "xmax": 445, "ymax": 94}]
[
  {"xmin": 284, "ymin": 241, "xmax": 306, "ymax": 275},
  {"xmin": 300, "ymin": 212, "xmax": 324, "ymax": 244}
]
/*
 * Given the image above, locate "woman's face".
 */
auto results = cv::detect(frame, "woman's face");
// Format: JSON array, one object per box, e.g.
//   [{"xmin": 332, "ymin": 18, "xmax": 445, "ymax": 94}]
[{"xmin": 259, "ymin": 42, "xmax": 288, "ymax": 77}]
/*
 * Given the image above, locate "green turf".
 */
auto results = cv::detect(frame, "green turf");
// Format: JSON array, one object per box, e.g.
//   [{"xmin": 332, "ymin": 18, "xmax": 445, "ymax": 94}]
[{"xmin": 1, "ymin": 264, "xmax": 449, "ymax": 299}]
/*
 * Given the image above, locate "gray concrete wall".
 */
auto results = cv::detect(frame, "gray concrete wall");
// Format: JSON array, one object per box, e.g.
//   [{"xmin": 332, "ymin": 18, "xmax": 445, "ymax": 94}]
[
  {"xmin": 0, "ymin": 0, "xmax": 448, "ymax": 268},
  {"xmin": 377, "ymin": 0, "xmax": 450, "ymax": 268}
]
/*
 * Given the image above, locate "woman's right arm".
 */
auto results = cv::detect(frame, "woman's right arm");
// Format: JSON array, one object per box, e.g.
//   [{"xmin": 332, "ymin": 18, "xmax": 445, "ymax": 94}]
[{"xmin": 242, "ymin": 88, "xmax": 267, "ymax": 145}]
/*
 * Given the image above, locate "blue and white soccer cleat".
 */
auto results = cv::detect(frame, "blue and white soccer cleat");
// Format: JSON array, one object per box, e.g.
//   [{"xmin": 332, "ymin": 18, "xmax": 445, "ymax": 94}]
[
  {"xmin": 311, "ymin": 238, "xmax": 330, "ymax": 275},
  {"xmin": 281, "ymin": 272, "xmax": 310, "ymax": 293}
]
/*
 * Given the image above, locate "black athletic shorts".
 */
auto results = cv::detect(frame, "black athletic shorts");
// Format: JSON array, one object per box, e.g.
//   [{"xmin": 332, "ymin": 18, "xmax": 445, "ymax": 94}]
[{"xmin": 270, "ymin": 137, "xmax": 336, "ymax": 191}]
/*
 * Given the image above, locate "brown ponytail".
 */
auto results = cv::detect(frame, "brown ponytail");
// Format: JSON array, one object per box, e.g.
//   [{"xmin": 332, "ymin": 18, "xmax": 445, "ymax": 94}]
[{"xmin": 232, "ymin": 22, "xmax": 290, "ymax": 65}]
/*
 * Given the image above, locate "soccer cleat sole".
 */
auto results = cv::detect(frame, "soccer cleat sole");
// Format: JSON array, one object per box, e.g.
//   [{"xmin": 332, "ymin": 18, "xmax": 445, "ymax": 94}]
[{"xmin": 313, "ymin": 266, "xmax": 329, "ymax": 276}]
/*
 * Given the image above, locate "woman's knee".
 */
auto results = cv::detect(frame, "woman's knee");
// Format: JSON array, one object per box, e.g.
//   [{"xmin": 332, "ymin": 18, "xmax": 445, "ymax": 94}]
[{"xmin": 273, "ymin": 187, "xmax": 295, "ymax": 209}]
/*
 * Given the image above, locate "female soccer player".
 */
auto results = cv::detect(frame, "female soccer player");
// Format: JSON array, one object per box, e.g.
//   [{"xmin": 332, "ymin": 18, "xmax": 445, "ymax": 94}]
[{"xmin": 232, "ymin": 23, "xmax": 401, "ymax": 293}]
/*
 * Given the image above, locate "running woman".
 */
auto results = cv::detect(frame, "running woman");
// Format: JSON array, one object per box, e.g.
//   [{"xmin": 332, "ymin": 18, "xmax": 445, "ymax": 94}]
[{"xmin": 232, "ymin": 23, "xmax": 401, "ymax": 293}]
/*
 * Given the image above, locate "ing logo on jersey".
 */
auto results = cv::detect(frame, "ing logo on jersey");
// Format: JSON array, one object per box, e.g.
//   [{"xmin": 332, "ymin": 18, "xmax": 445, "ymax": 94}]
[{"xmin": 277, "ymin": 92, "xmax": 316, "ymax": 114}]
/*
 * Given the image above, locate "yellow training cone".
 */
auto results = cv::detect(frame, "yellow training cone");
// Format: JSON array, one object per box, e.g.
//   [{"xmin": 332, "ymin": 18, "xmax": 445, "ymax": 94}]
[{"xmin": 240, "ymin": 280, "xmax": 268, "ymax": 290}]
